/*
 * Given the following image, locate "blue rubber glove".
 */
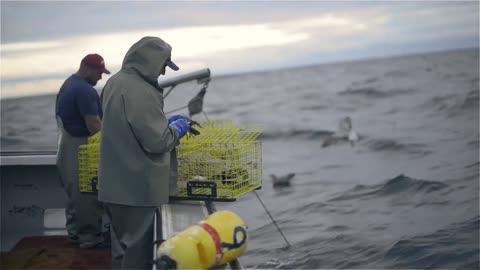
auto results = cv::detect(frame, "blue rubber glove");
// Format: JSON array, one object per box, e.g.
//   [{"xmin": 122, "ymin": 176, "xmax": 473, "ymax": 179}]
[
  {"xmin": 168, "ymin": 114, "xmax": 189, "ymax": 125},
  {"xmin": 169, "ymin": 118, "xmax": 190, "ymax": 139}
]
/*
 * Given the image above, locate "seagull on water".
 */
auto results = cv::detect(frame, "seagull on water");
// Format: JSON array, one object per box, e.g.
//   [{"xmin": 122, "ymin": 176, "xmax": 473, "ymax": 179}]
[{"xmin": 271, "ymin": 173, "xmax": 296, "ymax": 188}]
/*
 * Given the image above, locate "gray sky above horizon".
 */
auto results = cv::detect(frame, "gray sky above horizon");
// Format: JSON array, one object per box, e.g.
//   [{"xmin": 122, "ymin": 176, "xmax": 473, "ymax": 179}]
[{"xmin": 1, "ymin": 1, "xmax": 479, "ymax": 97}]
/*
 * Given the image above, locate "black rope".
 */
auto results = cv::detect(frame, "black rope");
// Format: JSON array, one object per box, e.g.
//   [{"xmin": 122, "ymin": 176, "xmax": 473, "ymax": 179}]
[
  {"xmin": 253, "ymin": 190, "xmax": 291, "ymax": 248},
  {"xmin": 163, "ymin": 85, "xmax": 177, "ymax": 99}
]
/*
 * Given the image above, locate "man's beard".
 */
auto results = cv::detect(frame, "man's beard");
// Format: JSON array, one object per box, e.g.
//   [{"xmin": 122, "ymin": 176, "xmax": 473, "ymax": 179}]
[{"xmin": 87, "ymin": 78, "xmax": 97, "ymax": 86}]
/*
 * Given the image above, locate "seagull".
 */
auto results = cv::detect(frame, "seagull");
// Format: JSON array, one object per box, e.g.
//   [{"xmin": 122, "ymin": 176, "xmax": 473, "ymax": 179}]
[
  {"xmin": 271, "ymin": 173, "xmax": 296, "ymax": 188},
  {"xmin": 322, "ymin": 116, "xmax": 359, "ymax": 148}
]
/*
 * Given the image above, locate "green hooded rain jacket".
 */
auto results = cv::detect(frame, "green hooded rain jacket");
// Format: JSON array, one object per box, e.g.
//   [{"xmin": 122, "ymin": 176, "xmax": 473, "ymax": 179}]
[{"xmin": 98, "ymin": 37, "xmax": 180, "ymax": 206}]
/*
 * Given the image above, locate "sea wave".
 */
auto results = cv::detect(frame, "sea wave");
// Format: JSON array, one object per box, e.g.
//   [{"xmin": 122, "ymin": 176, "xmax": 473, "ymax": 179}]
[
  {"xmin": 418, "ymin": 94, "xmax": 457, "ymax": 113},
  {"xmin": 0, "ymin": 136, "xmax": 26, "ymax": 146},
  {"xmin": 383, "ymin": 216, "xmax": 479, "ymax": 269},
  {"xmin": 259, "ymin": 129, "xmax": 334, "ymax": 140},
  {"xmin": 337, "ymin": 87, "xmax": 416, "ymax": 98},
  {"xmin": 298, "ymin": 105, "xmax": 329, "ymax": 111},
  {"xmin": 460, "ymin": 88, "xmax": 479, "ymax": 111},
  {"xmin": 364, "ymin": 138, "xmax": 430, "ymax": 155},
  {"xmin": 329, "ymin": 174, "xmax": 449, "ymax": 201}
]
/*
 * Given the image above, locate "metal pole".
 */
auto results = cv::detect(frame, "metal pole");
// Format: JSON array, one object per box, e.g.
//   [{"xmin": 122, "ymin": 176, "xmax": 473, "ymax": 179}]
[
  {"xmin": 158, "ymin": 68, "xmax": 211, "ymax": 90},
  {"xmin": 153, "ymin": 207, "xmax": 159, "ymax": 270}
]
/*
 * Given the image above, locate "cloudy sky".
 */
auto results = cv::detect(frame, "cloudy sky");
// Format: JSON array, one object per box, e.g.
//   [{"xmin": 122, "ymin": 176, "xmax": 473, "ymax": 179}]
[{"xmin": 1, "ymin": 1, "xmax": 478, "ymax": 98}]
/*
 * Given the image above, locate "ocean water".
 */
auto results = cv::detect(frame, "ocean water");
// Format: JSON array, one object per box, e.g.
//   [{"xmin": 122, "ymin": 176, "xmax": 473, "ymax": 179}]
[{"xmin": 1, "ymin": 48, "xmax": 479, "ymax": 269}]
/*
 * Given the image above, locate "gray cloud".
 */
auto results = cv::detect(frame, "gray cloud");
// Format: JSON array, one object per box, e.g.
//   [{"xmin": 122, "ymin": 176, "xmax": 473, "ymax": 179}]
[
  {"xmin": 4, "ymin": 1, "xmax": 473, "ymax": 43},
  {"xmin": 1, "ymin": 1, "xmax": 478, "ymax": 98}
]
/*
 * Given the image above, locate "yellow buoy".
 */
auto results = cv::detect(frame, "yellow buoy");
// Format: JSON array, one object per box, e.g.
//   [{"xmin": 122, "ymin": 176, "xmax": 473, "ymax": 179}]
[{"xmin": 157, "ymin": 210, "xmax": 248, "ymax": 269}]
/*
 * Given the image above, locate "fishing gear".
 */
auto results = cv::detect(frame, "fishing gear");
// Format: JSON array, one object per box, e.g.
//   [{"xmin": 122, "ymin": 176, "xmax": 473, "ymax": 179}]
[
  {"xmin": 159, "ymin": 68, "xmax": 211, "ymax": 98},
  {"xmin": 187, "ymin": 83, "xmax": 208, "ymax": 117},
  {"xmin": 161, "ymin": 68, "xmax": 210, "ymax": 137},
  {"xmin": 162, "ymin": 69, "xmax": 210, "ymax": 117},
  {"xmin": 161, "ymin": 68, "xmax": 290, "ymax": 249},
  {"xmin": 253, "ymin": 190, "xmax": 291, "ymax": 248},
  {"xmin": 165, "ymin": 81, "xmax": 210, "ymax": 117}
]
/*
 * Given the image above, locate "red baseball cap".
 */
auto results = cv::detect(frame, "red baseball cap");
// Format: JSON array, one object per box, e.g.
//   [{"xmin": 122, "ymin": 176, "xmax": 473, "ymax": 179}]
[{"xmin": 81, "ymin": 54, "xmax": 111, "ymax": 74}]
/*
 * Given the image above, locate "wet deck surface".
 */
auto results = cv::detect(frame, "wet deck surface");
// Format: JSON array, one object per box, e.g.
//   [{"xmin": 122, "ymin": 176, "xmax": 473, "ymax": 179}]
[
  {"xmin": 0, "ymin": 235, "xmax": 111, "ymax": 270},
  {"xmin": 1, "ymin": 201, "xmax": 219, "ymax": 270}
]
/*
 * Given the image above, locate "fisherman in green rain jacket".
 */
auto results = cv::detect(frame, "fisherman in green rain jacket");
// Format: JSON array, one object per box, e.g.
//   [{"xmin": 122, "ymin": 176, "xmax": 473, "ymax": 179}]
[{"xmin": 99, "ymin": 36, "xmax": 190, "ymax": 270}]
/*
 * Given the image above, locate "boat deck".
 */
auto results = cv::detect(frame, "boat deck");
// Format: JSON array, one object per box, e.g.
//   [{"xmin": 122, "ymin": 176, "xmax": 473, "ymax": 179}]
[
  {"xmin": 1, "ymin": 201, "xmax": 241, "ymax": 269},
  {"xmin": 1, "ymin": 235, "xmax": 111, "ymax": 269},
  {"xmin": 1, "ymin": 152, "xmax": 242, "ymax": 269}
]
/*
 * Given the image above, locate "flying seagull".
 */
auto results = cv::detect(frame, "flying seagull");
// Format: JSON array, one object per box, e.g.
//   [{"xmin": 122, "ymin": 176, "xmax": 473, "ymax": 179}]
[{"xmin": 322, "ymin": 116, "xmax": 359, "ymax": 148}]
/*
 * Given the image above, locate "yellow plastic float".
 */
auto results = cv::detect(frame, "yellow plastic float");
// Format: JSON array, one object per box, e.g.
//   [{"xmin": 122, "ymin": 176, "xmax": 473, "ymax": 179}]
[{"xmin": 156, "ymin": 210, "xmax": 248, "ymax": 269}]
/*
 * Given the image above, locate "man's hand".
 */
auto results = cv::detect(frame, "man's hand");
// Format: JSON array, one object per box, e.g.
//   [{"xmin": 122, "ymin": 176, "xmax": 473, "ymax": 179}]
[
  {"xmin": 169, "ymin": 118, "xmax": 190, "ymax": 139},
  {"xmin": 84, "ymin": 114, "xmax": 102, "ymax": 135},
  {"xmin": 167, "ymin": 114, "xmax": 189, "ymax": 125}
]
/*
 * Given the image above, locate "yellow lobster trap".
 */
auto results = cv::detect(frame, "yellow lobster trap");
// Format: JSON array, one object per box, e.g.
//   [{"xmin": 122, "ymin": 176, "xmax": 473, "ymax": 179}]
[
  {"xmin": 173, "ymin": 120, "xmax": 263, "ymax": 201},
  {"xmin": 78, "ymin": 133, "xmax": 101, "ymax": 193},
  {"xmin": 78, "ymin": 120, "xmax": 263, "ymax": 201}
]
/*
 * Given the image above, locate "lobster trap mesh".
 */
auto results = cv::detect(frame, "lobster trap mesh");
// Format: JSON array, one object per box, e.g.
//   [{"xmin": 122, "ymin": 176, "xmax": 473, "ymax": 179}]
[
  {"xmin": 78, "ymin": 133, "xmax": 101, "ymax": 193},
  {"xmin": 77, "ymin": 120, "xmax": 263, "ymax": 200},
  {"xmin": 175, "ymin": 120, "xmax": 263, "ymax": 201}
]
